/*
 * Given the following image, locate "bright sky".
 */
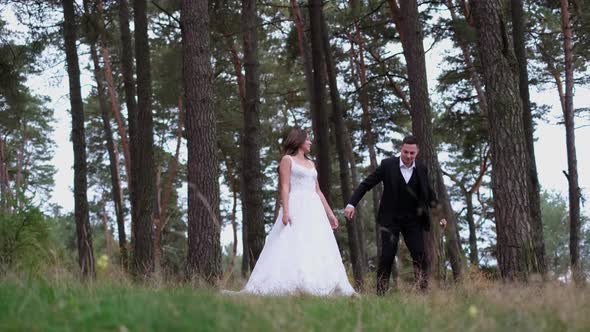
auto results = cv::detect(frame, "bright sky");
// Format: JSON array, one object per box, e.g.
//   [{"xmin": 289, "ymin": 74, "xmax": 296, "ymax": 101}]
[{"xmin": 3, "ymin": 7, "xmax": 589, "ymax": 254}]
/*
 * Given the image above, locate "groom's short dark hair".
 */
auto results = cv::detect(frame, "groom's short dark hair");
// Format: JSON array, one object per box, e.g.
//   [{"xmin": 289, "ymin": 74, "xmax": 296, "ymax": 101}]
[{"xmin": 402, "ymin": 135, "xmax": 418, "ymax": 146}]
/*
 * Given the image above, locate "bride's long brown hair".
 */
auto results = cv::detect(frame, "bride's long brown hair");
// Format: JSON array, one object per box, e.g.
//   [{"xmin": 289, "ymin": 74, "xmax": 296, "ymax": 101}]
[{"xmin": 281, "ymin": 127, "xmax": 312, "ymax": 159}]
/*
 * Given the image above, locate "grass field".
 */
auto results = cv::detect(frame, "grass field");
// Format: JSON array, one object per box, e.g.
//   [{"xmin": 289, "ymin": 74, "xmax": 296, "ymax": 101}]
[{"xmin": 1, "ymin": 273, "xmax": 589, "ymax": 331}]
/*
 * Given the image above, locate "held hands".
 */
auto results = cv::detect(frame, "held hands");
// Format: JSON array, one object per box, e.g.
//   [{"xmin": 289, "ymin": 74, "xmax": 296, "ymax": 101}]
[
  {"xmin": 344, "ymin": 206, "xmax": 355, "ymax": 220},
  {"xmin": 344, "ymin": 204, "xmax": 447, "ymax": 228}
]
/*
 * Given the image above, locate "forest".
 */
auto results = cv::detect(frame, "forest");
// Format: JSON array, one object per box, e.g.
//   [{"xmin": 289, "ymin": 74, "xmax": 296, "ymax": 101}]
[{"xmin": 1, "ymin": 0, "xmax": 590, "ymax": 330}]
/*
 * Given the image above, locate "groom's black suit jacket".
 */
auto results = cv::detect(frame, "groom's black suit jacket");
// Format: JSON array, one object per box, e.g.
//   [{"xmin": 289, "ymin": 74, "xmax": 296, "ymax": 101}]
[{"xmin": 347, "ymin": 156, "xmax": 438, "ymax": 231}]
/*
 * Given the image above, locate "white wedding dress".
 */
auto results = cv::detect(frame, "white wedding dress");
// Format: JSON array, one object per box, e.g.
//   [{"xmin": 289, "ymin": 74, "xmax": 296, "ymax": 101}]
[{"xmin": 234, "ymin": 156, "xmax": 356, "ymax": 296}]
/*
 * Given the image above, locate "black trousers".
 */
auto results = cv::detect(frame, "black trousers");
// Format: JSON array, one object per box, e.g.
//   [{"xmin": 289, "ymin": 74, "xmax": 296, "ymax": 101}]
[{"xmin": 376, "ymin": 215, "xmax": 428, "ymax": 295}]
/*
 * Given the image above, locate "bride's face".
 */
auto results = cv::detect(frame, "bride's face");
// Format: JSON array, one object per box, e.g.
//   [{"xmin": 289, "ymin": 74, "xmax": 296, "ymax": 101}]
[{"xmin": 300, "ymin": 136, "xmax": 312, "ymax": 153}]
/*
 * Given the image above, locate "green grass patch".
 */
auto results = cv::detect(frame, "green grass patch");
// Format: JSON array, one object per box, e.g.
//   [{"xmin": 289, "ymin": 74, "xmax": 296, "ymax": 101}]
[{"xmin": 1, "ymin": 278, "xmax": 589, "ymax": 331}]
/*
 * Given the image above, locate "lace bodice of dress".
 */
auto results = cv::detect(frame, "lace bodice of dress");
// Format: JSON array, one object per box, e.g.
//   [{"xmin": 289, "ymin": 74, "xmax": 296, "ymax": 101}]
[{"xmin": 287, "ymin": 156, "xmax": 317, "ymax": 193}]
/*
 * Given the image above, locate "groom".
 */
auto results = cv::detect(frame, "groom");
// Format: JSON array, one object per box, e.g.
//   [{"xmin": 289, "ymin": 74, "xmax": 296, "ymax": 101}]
[{"xmin": 344, "ymin": 135, "xmax": 446, "ymax": 295}]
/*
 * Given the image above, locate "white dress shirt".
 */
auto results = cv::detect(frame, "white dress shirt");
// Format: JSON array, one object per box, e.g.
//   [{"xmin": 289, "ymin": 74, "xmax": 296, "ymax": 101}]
[{"xmin": 399, "ymin": 158, "xmax": 416, "ymax": 184}]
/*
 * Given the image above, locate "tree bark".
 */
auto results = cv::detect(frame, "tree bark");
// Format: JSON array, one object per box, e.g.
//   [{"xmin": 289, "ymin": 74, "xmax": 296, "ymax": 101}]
[
  {"xmin": 241, "ymin": 0, "xmax": 266, "ymax": 270},
  {"xmin": 223, "ymin": 35, "xmax": 250, "ymax": 278},
  {"xmin": 445, "ymin": 0, "xmax": 488, "ymax": 113},
  {"xmin": 62, "ymin": 0, "xmax": 95, "ymax": 279},
  {"xmin": 290, "ymin": 0, "xmax": 315, "ymax": 104},
  {"xmin": 153, "ymin": 165, "xmax": 162, "ymax": 273},
  {"xmin": 559, "ymin": 0, "xmax": 584, "ymax": 285},
  {"xmin": 349, "ymin": 0, "xmax": 379, "ymax": 262},
  {"xmin": 182, "ymin": 0, "xmax": 222, "ymax": 283},
  {"xmin": 351, "ymin": 4, "xmax": 380, "ymax": 211},
  {"xmin": 511, "ymin": 0, "xmax": 546, "ymax": 276},
  {"xmin": 118, "ymin": 0, "xmax": 137, "ymax": 141},
  {"xmin": 465, "ymin": 191, "xmax": 478, "ymax": 266},
  {"xmin": 241, "ymin": 194, "xmax": 249, "ymax": 277},
  {"xmin": 223, "ymin": 156, "xmax": 240, "ymax": 274},
  {"xmin": 154, "ymin": 97, "xmax": 184, "ymax": 272},
  {"xmin": 118, "ymin": 0, "xmax": 138, "ymax": 245},
  {"xmin": 443, "ymin": 147, "xmax": 490, "ymax": 268},
  {"xmin": 471, "ymin": 0, "xmax": 534, "ymax": 281},
  {"xmin": 225, "ymin": 34, "xmax": 246, "ymax": 108},
  {"xmin": 0, "ymin": 138, "xmax": 9, "ymax": 212},
  {"xmin": 320, "ymin": 9, "xmax": 364, "ymax": 288},
  {"xmin": 391, "ymin": 0, "xmax": 464, "ymax": 281},
  {"xmin": 95, "ymin": 0, "xmax": 132, "ymax": 189},
  {"xmin": 89, "ymin": 39, "xmax": 129, "ymax": 270},
  {"xmin": 14, "ymin": 124, "xmax": 26, "ymax": 209},
  {"xmin": 132, "ymin": 0, "xmax": 156, "ymax": 277},
  {"xmin": 102, "ymin": 205, "xmax": 113, "ymax": 258},
  {"xmin": 308, "ymin": 0, "xmax": 331, "ymax": 204},
  {"xmin": 347, "ymin": 43, "xmax": 381, "ymax": 265}
]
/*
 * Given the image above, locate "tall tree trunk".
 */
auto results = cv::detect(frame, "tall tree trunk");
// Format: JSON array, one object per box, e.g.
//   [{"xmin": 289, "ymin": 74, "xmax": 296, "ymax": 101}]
[
  {"xmin": 290, "ymin": 0, "xmax": 315, "ymax": 104},
  {"xmin": 89, "ymin": 38, "xmax": 129, "ymax": 270},
  {"xmin": 349, "ymin": 0, "xmax": 379, "ymax": 264},
  {"xmin": 471, "ymin": 0, "xmax": 534, "ymax": 281},
  {"xmin": 308, "ymin": 0, "xmax": 331, "ymax": 204},
  {"xmin": 347, "ymin": 43, "xmax": 382, "ymax": 265},
  {"xmin": 538, "ymin": 42, "xmax": 568, "ymax": 113},
  {"xmin": 511, "ymin": 0, "xmax": 546, "ymax": 276},
  {"xmin": 98, "ymin": 47, "xmax": 131, "ymax": 183},
  {"xmin": 443, "ymin": 147, "xmax": 490, "ymax": 269},
  {"xmin": 153, "ymin": 166, "xmax": 163, "ymax": 273},
  {"xmin": 445, "ymin": 0, "xmax": 488, "ymax": 113},
  {"xmin": 223, "ymin": 35, "xmax": 250, "ymax": 278},
  {"xmin": 182, "ymin": 0, "xmax": 222, "ymax": 283},
  {"xmin": 118, "ymin": 0, "xmax": 137, "ymax": 146},
  {"xmin": 62, "ymin": 0, "xmax": 95, "ymax": 279},
  {"xmin": 230, "ymin": 187, "xmax": 238, "ymax": 273},
  {"xmin": 222, "ymin": 156, "xmax": 239, "ymax": 274},
  {"xmin": 559, "ymin": 0, "xmax": 584, "ymax": 285},
  {"xmin": 465, "ymin": 191, "xmax": 478, "ymax": 266},
  {"xmin": 225, "ymin": 34, "xmax": 246, "ymax": 109},
  {"xmin": 154, "ymin": 97, "xmax": 184, "ymax": 272},
  {"xmin": 241, "ymin": 0, "xmax": 266, "ymax": 270},
  {"xmin": 390, "ymin": 0, "xmax": 464, "ymax": 281},
  {"xmin": 320, "ymin": 9, "xmax": 364, "ymax": 288},
  {"xmin": 14, "ymin": 124, "xmax": 25, "ymax": 209},
  {"xmin": 96, "ymin": 0, "xmax": 132, "ymax": 188},
  {"xmin": 132, "ymin": 0, "xmax": 155, "ymax": 277},
  {"xmin": 241, "ymin": 194, "xmax": 249, "ymax": 277},
  {"xmin": 118, "ymin": 0, "xmax": 137, "ymax": 245},
  {"xmin": 102, "ymin": 205, "xmax": 113, "ymax": 258},
  {"xmin": 0, "ymin": 138, "xmax": 9, "ymax": 212},
  {"xmin": 351, "ymin": 2, "xmax": 381, "ymax": 217}
]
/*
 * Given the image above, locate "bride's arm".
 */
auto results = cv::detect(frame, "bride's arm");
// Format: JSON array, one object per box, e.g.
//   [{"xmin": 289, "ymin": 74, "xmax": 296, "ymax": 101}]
[
  {"xmin": 315, "ymin": 179, "xmax": 338, "ymax": 224},
  {"xmin": 279, "ymin": 156, "xmax": 292, "ymax": 225}
]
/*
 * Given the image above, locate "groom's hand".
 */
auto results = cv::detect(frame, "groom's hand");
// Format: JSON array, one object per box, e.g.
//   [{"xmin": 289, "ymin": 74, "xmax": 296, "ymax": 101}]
[{"xmin": 344, "ymin": 205, "xmax": 355, "ymax": 220}]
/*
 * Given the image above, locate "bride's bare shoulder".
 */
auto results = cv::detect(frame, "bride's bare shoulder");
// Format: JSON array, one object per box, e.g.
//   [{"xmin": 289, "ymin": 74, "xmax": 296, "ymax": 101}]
[{"xmin": 280, "ymin": 155, "xmax": 292, "ymax": 165}]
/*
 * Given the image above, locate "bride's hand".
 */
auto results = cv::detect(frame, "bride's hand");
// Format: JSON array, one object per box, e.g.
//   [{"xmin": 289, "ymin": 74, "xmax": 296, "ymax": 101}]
[
  {"xmin": 282, "ymin": 213, "xmax": 291, "ymax": 226},
  {"xmin": 328, "ymin": 215, "xmax": 339, "ymax": 229}
]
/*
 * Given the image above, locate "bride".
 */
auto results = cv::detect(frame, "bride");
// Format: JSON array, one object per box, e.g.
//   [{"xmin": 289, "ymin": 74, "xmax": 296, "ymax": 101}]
[{"xmin": 232, "ymin": 128, "xmax": 355, "ymax": 296}]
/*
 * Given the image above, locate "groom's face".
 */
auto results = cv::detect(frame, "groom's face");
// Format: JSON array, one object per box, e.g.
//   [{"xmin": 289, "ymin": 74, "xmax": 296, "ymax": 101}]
[{"xmin": 400, "ymin": 143, "xmax": 419, "ymax": 166}]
